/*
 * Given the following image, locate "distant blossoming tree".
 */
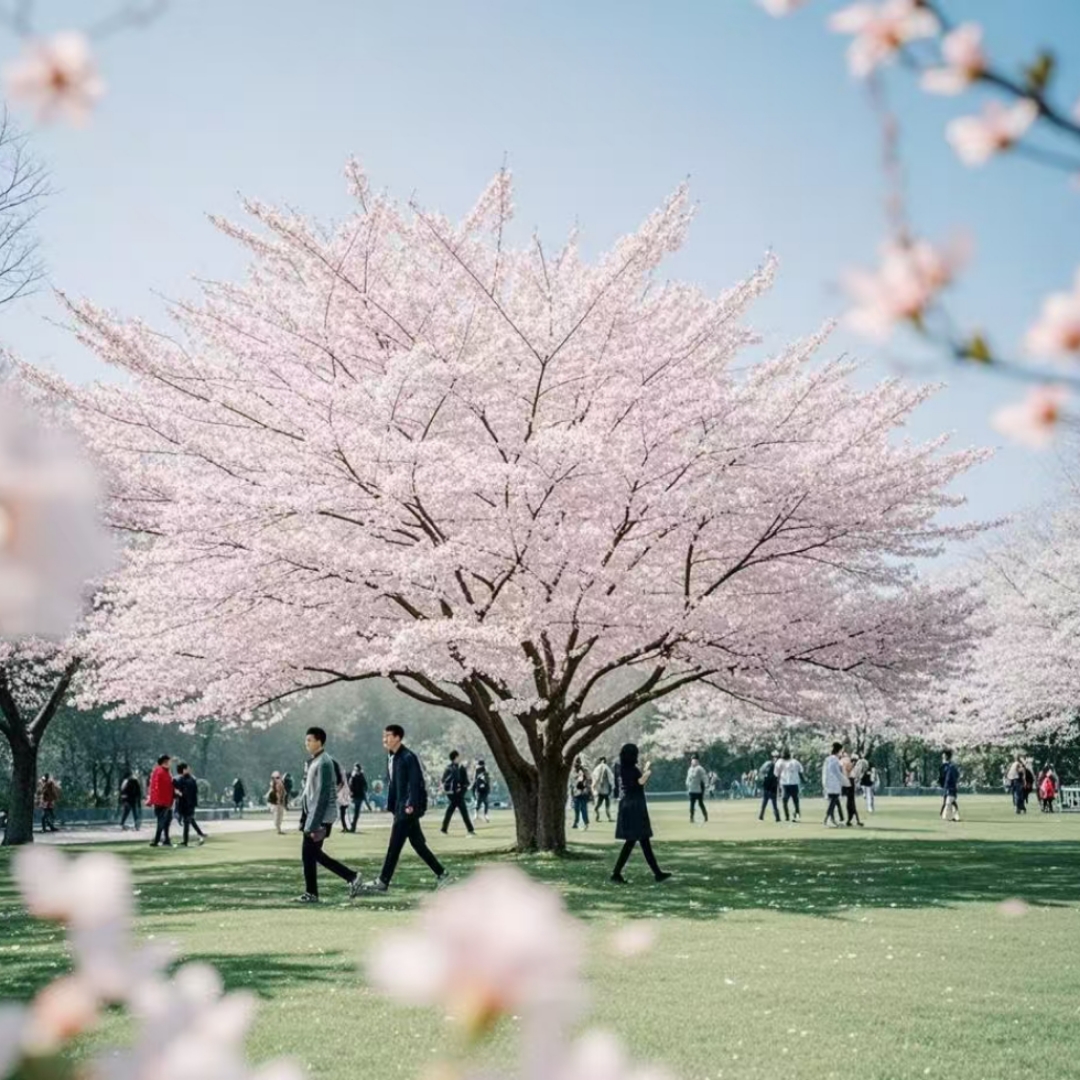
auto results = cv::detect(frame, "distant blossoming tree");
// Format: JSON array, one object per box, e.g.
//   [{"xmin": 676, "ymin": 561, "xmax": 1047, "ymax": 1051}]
[{"xmin": 23, "ymin": 164, "xmax": 986, "ymax": 850}]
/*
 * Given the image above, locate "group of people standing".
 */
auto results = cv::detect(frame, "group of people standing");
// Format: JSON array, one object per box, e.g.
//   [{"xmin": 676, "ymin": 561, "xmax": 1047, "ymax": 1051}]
[{"xmin": 1005, "ymin": 756, "xmax": 1062, "ymax": 813}]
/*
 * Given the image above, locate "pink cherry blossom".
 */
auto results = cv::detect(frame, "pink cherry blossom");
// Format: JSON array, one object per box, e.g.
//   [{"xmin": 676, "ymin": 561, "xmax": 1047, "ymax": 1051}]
[
  {"xmin": 990, "ymin": 385, "xmax": 1068, "ymax": 449},
  {"xmin": 0, "ymin": 391, "xmax": 113, "ymax": 637},
  {"xmin": 559, "ymin": 1031, "xmax": 672, "ymax": 1080},
  {"xmin": 21, "ymin": 975, "xmax": 100, "ymax": 1056},
  {"xmin": 368, "ymin": 866, "xmax": 584, "ymax": 1032},
  {"xmin": 1025, "ymin": 269, "xmax": 1080, "ymax": 359},
  {"xmin": 14, "ymin": 846, "xmax": 132, "ymax": 929},
  {"xmin": 608, "ymin": 923, "xmax": 657, "ymax": 958},
  {"xmin": 946, "ymin": 99, "xmax": 1038, "ymax": 166},
  {"xmin": 829, "ymin": 0, "xmax": 939, "ymax": 78},
  {"xmin": 3, "ymin": 31, "xmax": 105, "ymax": 126},
  {"xmin": 757, "ymin": 0, "xmax": 810, "ymax": 15},
  {"xmin": 920, "ymin": 23, "xmax": 986, "ymax": 95},
  {"xmin": 844, "ymin": 236, "xmax": 967, "ymax": 339}
]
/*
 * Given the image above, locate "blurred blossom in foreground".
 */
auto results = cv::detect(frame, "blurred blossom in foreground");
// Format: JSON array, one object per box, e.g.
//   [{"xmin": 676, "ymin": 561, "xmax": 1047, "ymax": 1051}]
[
  {"xmin": 757, "ymin": 0, "xmax": 810, "ymax": 15},
  {"xmin": 3, "ymin": 31, "xmax": 104, "ymax": 126},
  {"xmin": 998, "ymin": 897, "xmax": 1031, "ymax": 918},
  {"xmin": 829, "ymin": 0, "xmax": 939, "ymax": 78},
  {"xmin": 843, "ymin": 237, "xmax": 967, "ymax": 340},
  {"xmin": 608, "ymin": 923, "xmax": 657, "ymax": 958},
  {"xmin": 558, "ymin": 1031, "xmax": 672, "ymax": 1080},
  {"xmin": 0, "ymin": 390, "xmax": 114, "ymax": 637},
  {"xmin": 1025, "ymin": 269, "xmax": 1080, "ymax": 359},
  {"xmin": 368, "ymin": 866, "xmax": 584, "ymax": 1037},
  {"xmin": 991, "ymin": 386, "xmax": 1068, "ymax": 449},
  {"xmin": 946, "ymin": 99, "xmax": 1038, "ymax": 167},
  {"xmin": 920, "ymin": 23, "xmax": 986, "ymax": 95}
]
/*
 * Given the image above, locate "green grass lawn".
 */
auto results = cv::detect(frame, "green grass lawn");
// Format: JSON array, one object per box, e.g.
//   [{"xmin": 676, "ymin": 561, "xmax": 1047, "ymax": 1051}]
[{"xmin": 2, "ymin": 795, "xmax": 1079, "ymax": 1080}]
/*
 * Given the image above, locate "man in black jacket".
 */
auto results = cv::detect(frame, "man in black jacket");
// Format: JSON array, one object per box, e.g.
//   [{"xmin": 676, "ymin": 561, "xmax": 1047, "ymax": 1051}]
[
  {"xmin": 363, "ymin": 724, "xmax": 449, "ymax": 894},
  {"xmin": 348, "ymin": 764, "xmax": 368, "ymax": 833},
  {"xmin": 440, "ymin": 750, "xmax": 476, "ymax": 837},
  {"xmin": 175, "ymin": 763, "xmax": 207, "ymax": 846}
]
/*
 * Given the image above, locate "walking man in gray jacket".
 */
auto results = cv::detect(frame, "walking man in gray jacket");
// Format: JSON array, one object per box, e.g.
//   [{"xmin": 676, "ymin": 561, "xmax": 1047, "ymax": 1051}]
[
  {"xmin": 297, "ymin": 726, "xmax": 364, "ymax": 903},
  {"xmin": 686, "ymin": 755, "xmax": 709, "ymax": 824}
]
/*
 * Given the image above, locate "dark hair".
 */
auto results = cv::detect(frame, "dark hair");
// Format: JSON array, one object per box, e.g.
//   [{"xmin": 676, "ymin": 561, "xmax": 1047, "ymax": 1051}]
[
  {"xmin": 157, "ymin": 754, "xmax": 171, "ymax": 765},
  {"xmin": 306, "ymin": 726, "xmax": 327, "ymax": 745},
  {"xmin": 449, "ymin": 750, "xmax": 459, "ymax": 762},
  {"xmin": 831, "ymin": 742, "xmax": 843, "ymax": 755},
  {"xmin": 477, "ymin": 758, "xmax": 486, "ymax": 767},
  {"xmin": 599, "ymin": 756, "xmax": 607, "ymax": 763},
  {"xmin": 177, "ymin": 762, "xmax": 189, "ymax": 773},
  {"xmin": 943, "ymin": 749, "xmax": 953, "ymax": 761},
  {"xmin": 42, "ymin": 772, "xmax": 50, "ymax": 780},
  {"xmin": 619, "ymin": 743, "xmax": 640, "ymax": 771},
  {"xmin": 691, "ymin": 754, "xmax": 699, "ymax": 761},
  {"xmin": 354, "ymin": 763, "xmax": 363, "ymax": 771},
  {"xmin": 385, "ymin": 724, "xmax": 405, "ymax": 739}
]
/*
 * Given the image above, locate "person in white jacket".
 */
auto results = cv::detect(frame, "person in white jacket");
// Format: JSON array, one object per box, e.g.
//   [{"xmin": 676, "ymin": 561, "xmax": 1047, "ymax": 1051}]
[
  {"xmin": 592, "ymin": 757, "xmax": 615, "ymax": 823},
  {"xmin": 822, "ymin": 742, "xmax": 846, "ymax": 827},
  {"xmin": 686, "ymin": 755, "xmax": 709, "ymax": 824}
]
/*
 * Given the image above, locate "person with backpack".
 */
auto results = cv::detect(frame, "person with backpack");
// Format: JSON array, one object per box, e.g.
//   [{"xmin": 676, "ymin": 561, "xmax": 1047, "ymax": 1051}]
[
  {"xmin": 841, "ymin": 750, "xmax": 864, "ymax": 827},
  {"xmin": 362, "ymin": 724, "xmax": 450, "ymax": 894},
  {"xmin": 686, "ymin": 755, "xmax": 709, "ymax": 824},
  {"xmin": 37, "ymin": 774, "xmax": 60, "ymax": 833},
  {"xmin": 861, "ymin": 761, "xmax": 878, "ymax": 814},
  {"xmin": 940, "ymin": 749, "xmax": 961, "ymax": 822},
  {"xmin": 147, "ymin": 754, "xmax": 175, "ymax": 847},
  {"xmin": 757, "ymin": 752, "xmax": 781, "ymax": 822},
  {"xmin": 119, "ymin": 771, "xmax": 142, "ymax": 831},
  {"xmin": 175, "ymin": 762, "xmax": 207, "ymax": 846},
  {"xmin": 296, "ymin": 727, "xmax": 364, "ymax": 903},
  {"xmin": 348, "ymin": 764, "xmax": 368, "ymax": 832},
  {"xmin": 570, "ymin": 757, "xmax": 591, "ymax": 831},
  {"xmin": 472, "ymin": 759, "xmax": 492, "ymax": 822},
  {"xmin": 1005, "ymin": 756, "xmax": 1026, "ymax": 813},
  {"xmin": 266, "ymin": 771, "xmax": 287, "ymax": 834},
  {"xmin": 592, "ymin": 757, "xmax": 616, "ymax": 823},
  {"xmin": 440, "ymin": 750, "xmax": 476, "ymax": 836}
]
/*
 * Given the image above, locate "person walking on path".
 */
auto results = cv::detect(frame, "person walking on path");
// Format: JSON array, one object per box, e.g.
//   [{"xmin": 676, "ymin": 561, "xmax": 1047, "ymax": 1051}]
[
  {"xmin": 1039, "ymin": 768, "xmax": 1057, "ymax": 813},
  {"xmin": 841, "ymin": 751, "xmax": 864, "ymax": 827},
  {"xmin": 147, "ymin": 754, "xmax": 175, "ymax": 847},
  {"xmin": 363, "ymin": 724, "xmax": 449, "ymax": 895},
  {"xmin": 296, "ymin": 727, "xmax": 364, "ymax": 904},
  {"xmin": 119, "ymin": 772, "xmax": 142, "ymax": 831},
  {"xmin": 231, "ymin": 778, "xmax": 246, "ymax": 816},
  {"xmin": 570, "ymin": 758, "xmax": 591, "ymax": 831},
  {"xmin": 348, "ymin": 764, "xmax": 368, "ymax": 832},
  {"xmin": 37, "ymin": 774, "xmax": 60, "ymax": 833},
  {"xmin": 592, "ymin": 757, "xmax": 615, "ymax": 822},
  {"xmin": 282, "ymin": 772, "xmax": 294, "ymax": 809},
  {"xmin": 686, "ymin": 755, "xmax": 709, "ymax": 824},
  {"xmin": 332, "ymin": 758, "xmax": 351, "ymax": 830},
  {"xmin": 611, "ymin": 743, "xmax": 672, "ymax": 885},
  {"xmin": 940, "ymin": 749, "xmax": 961, "ymax": 822},
  {"xmin": 472, "ymin": 759, "xmax": 491, "ymax": 822},
  {"xmin": 822, "ymin": 743, "xmax": 845, "ymax": 827},
  {"xmin": 175, "ymin": 763, "xmax": 207, "ymax": 846},
  {"xmin": 440, "ymin": 750, "xmax": 476, "ymax": 836},
  {"xmin": 1006, "ymin": 755, "xmax": 1028, "ymax": 814},
  {"xmin": 777, "ymin": 751, "xmax": 804, "ymax": 822},
  {"xmin": 266, "ymin": 771, "xmax": 287, "ymax": 834},
  {"xmin": 758, "ymin": 752, "xmax": 781, "ymax": 822}
]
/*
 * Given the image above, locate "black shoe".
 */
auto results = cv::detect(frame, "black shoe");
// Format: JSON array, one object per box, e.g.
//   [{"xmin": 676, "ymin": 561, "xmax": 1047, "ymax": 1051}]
[
  {"xmin": 440, "ymin": 829, "xmax": 448, "ymax": 835},
  {"xmin": 654, "ymin": 871, "xmax": 673, "ymax": 883},
  {"xmin": 610, "ymin": 873, "xmax": 629, "ymax": 884}
]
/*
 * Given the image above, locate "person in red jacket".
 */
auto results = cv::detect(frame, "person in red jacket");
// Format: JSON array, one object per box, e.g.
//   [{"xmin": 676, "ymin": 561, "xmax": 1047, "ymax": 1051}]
[{"xmin": 147, "ymin": 753, "xmax": 175, "ymax": 847}]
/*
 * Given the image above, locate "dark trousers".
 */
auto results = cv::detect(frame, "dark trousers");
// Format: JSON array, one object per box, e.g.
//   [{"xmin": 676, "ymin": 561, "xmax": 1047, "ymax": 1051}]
[
  {"xmin": 152, "ymin": 806, "xmax": 172, "ymax": 844},
  {"xmin": 40, "ymin": 807, "xmax": 57, "ymax": 832},
  {"xmin": 474, "ymin": 792, "xmax": 489, "ymax": 816},
  {"xmin": 441, "ymin": 793, "xmax": 474, "ymax": 834},
  {"xmin": 572, "ymin": 795, "xmax": 590, "ymax": 828},
  {"xmin": 120, "ymin": 801, "xmax": 141, "ymax": 829},
  {"xmin": 759, "ymin": 788, "xmax": 779, "ymax": 821},
  {"xmin": 233, "ymin": 799, "xmax": 244, "ymax": 816},
  {"xmin": 782, "ymin": 785, "xmax": 801, "ymax": 820},
  {"xmin": 302, "ymin": 821, "xmax": 357, "ymax": 896},
  {"xmin": 689, "ymin": 791, "xmax": 708, "ymax": 821},
  {"xmin": 824, "ymin": 793, "xmax": 843, "ymax": 823},
  {"xmin": 844, "ymin": 785, "xmax": 861, "ymax": 824},
  {"xmin": 181, "ymin": 813, "xmax": 205, "ymax": 844},
  {"xmin": 350, "ymin": 799, "xmax": 365, "ymax": 831},
  {"xmin": 339, "ymin": 804, "xmax": 349, "ymax": 829},
  {"xmin": 595, "ymin": 792, "xmax": 613, "ymax": 820},
  {"xmin": 613, "ymin": 837, "xmax": 662, "ymax": 878},
  {"xmin": 380, "ymin": 814, "xmax": 444, "ymax": 884}
]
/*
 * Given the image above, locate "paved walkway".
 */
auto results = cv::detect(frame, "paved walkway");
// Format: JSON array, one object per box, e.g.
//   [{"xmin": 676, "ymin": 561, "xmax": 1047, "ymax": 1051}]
[{"xmin": 33, "ymin": 810, "xmax": 394, "ymax": 845}]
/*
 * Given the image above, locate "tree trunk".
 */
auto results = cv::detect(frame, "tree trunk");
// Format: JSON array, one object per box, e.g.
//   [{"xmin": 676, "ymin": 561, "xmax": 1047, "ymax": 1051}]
[
  {"xmin": 501, "ymin": 750, "xmax": 570, "ymax": 853},
  {"xmin": 3, "ymin": 736, "xmax": 38, "ymax": 846}
]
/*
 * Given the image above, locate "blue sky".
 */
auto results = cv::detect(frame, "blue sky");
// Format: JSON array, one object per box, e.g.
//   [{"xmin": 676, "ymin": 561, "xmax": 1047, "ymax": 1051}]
[{"xmin": 4, "ymin": 0, "xmax": 1080, "ymax": 536}]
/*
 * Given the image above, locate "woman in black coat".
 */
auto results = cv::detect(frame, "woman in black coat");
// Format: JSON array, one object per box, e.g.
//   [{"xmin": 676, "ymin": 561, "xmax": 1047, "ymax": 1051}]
[{"xmin": 612, "ymin": 743, "xmax": 672, "ymax": 884}]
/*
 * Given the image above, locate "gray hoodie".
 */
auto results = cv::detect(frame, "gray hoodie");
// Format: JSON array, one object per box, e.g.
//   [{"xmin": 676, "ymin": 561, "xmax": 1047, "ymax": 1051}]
[{"xmin": 300, "ymin": 752, "xmax": 339, "ymax": 833}]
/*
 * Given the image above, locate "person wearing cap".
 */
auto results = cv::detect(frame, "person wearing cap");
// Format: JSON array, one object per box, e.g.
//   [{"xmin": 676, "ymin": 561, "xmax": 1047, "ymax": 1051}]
[{"xmin": 267, "ymin": 770, "xmax": 287, "ymax": 834}]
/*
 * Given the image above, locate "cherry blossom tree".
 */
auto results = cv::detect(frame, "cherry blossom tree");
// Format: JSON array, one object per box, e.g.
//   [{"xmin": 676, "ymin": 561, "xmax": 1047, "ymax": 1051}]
[
  {"xmin": 21, "ymin": 163, "xmax": 987, "ymax": 851},
  {"xmin": 759, "ymin": 0, "xmax": 1080, "ymax": 445}
]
